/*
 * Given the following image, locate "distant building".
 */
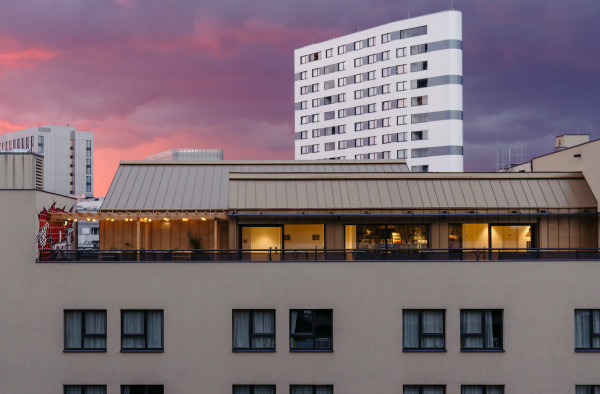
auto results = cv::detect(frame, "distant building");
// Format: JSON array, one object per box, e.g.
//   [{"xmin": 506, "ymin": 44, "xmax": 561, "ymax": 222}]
[
  {"xmin": 0, "ymin": 125, "xmax": 94, "ymax": 197},
  {"xmin": 146, "ymin": 148, "xmax": 223, "ymax": 161},
  {"xmin": 77, "ymin": 197, "xmax": 104, "ymax": 249},
  {"xmin": 293, "ymin": 10, "xmax": 463, "ymax": 172}
]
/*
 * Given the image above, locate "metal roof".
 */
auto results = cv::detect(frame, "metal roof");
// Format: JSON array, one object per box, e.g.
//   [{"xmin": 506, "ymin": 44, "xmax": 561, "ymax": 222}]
[
  {"xmin": 101, "ymin": 160, "xmax": 410, "ymax": 211},
  {"xmin": 228, "ymin": 172, "xmax": 597, "ymax": 210}
]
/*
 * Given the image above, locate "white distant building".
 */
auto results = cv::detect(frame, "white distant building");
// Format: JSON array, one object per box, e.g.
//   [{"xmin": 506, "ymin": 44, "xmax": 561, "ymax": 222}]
[
  {"xmin": 294, "ymin": 10, "xmax": 463, "ymax": 172},
  {"xmin": 146, "ymin": 148, "xmax": 223, "ymax": 161},
  {"xmin": 0, "ymin": 125, "xmax": 94, "ymax": 196}
]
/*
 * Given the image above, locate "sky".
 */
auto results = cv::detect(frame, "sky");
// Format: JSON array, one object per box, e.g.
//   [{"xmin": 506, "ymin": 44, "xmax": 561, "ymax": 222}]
[{"xmin": 0, "ymin": 0, "xmax": 599, "ymax": 196}]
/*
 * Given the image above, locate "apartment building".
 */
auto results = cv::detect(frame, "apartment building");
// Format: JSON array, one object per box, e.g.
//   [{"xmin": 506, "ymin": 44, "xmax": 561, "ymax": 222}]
[
  {"xmin": 0, "ymin": 124, "xmax": 94, "ymax": 197},
  {"xmin": 3, "ymin": 159, "xmax": 600, "ymax": 393},
  {"xmin": 294, "ymin": 10, "xmax": 463, "ymax": 172}
]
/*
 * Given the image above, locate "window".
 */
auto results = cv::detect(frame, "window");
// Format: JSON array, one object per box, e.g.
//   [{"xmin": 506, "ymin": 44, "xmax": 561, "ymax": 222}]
[
  {"xmin": 338, "ymin": 45, "xmax": 346, "ymax": 55},
  {"xmin": 411, "ymin": 96, "xmax": 428, "ymax": 106},
  {"xmin": 404, "ymin": 386, "xmax": 445, "ymax": 394},
  {"xmin": 300, "ymin": 101, "xmax": 307, "ymax": 110},
  {"xmin": 382, "ymin": 67, "xmax": 392, "ymax": 77},
  {"xmin": 312, "ymin": 68, "xmax": 320, "ymax": 77},
  {"xmin": 397, "ymin": 115, "xmax": 407, "ymax": 125},
  {"xmin": 301, "ymin": 116, "xmax": 308, "ymax": 125},
  {"xmin": 382, "ymin": 84, "xmax": 390, "ymax": 93},
  {"xmin": 86, "ymin": 140, "xmax": 92, "ymax": 156},
  {"xmin": 397, "ymin": 149, "xmax": 407, "ymax": 159},
  {"xmin": 309, "ymin": 52, "xmax": 320, "ymax": 61},
  {"xmin": 325, "ymin": 48, "xmax": 333, "ymax": 58},
  {"xmin": 368, "ymin": 120, "xmax": 376, "ymax": 129},
  {"xmin": 577, "ymin": 386, "xmax": 600, "ymax": 394},
  {"xmin": 368, "ymin": 87, "xmax": 376, "ymax": 97},
  {"xmin": 397, "ymin": 81, "xmax": 407, "ymax": 91},
  {"xmin": 403, "ymin": 309, "xmax": 445, "ymax": 350},
  {"xmin": 300, "ymin": 71, "xmax": 307, "ymax": 80},
  {"xmin": 354, "ymin": 58, "xmax": 363, "ymax": 67},
  {"xmin": 397, "ymin": 47, "xmax": 406, "ymax": 57},
  {"xmin": 233, "ymin": 385, "xmax": 276, "ymax": 394},
  {"xmin": 355, "ymin": 106, "xmax": 363, "ymax": 115},
  {"xmin": 354, "ymin": 74, "xmax": 363, "ymax": 83},
  {"xmin": 86, "ymin": 158, "xmax": 92, "ymax": 174},
  {"xmin": 233, "ymin": 310, "xmax": 275, "ymax": 351},
  {"xmin": 411, "ymin": 165, "xmax": 429, "ymax": 172},
  {"xmin": 411, "ymin": 44, "xmax": 427, "ymax": 55},
  {"xmin": 367, "ymin": 103, "xmax": 376, "ymax": 113},
  {"xmin": 312, "ymin": 83, "xmax": 319, "ymax": 92},
  {"xmin": 86, "ymin": 176, "xmax": 92, "ymax": 193},
  {"xmin": 338, "ymin": 62, "xmax": 345, "ymax": 71},
  {"xmin": 299, "ymin": 131, "xmax": 308, "ymax": 140},
  {"xmin": 64, "ymin": 310, "xmax": 106, "ymax": 351},
  {"xmin": 325, "ymin": 142, "xmax": 335, "ymax": 151},
  {"xmin": 382, "ymin": 51, "xmax": 390, "ymax": 60},
  {"xmin": 290, "ymin": 309, "xmax": 332, "ymax": 351},
  {"xmin": 354, "ymin": 41, "xmax": 362, "ymax": 50},
  {"xmin": 367, "ymin": 37, "xmax": 375, "ymax": 47},
  {"xmin": 412, "ymin": 78, "xmax": 429, "ymax": 89},
  {"xmin": 120, "ymin": 386, "xmax": 163, "ymax": 394},
  {"xmin": 461, "ymin": 386, "xmax": 504, "ymax": 394},
  {"xmin": 311, "ymin": 114, "xmax": 319, "ymax": 122},
  {"xmin": 411, "ymin": 61, "xmax": 428, "ymax": 72},
  {"xmin": 398, "ymin": 98, "xmax": 407, "ymax": 108},
  {"xmin": 382, "ymin": 33, "xmax": 391, "ymax": 43},
  {"xmin": 411, "ymin": 131, "xmax": 426, "ymax": 140},
  {"xmin": 38, "ymin": 135, "xmax": 44, "ymax": 153},
  {"xmin": 301, "ymin": 146, "xmax": 308, "ymax": 154},
  {"xmin": 461, "ymin": 310, "xmax": 503, "ymax": 351},
  {"xmin": 367, "ymin": 70, "xmax": 375, "ymax": 80},
  {"xmin": 382, "ymin": 101, "xmax": 391, "ymax": 111},
  {"xmin": 354, "ymin": 90, "xmax": 363, "ymax": 99},
  {"xmin": 355, "ymin": 123, "xmax": 364, "ymax": 131},
  {"xmin": 338, "ymin": 77, "xmax": 347, "ymax": 87},
  {"xmin": 575, "ymin": 310, "xmax": 600, "ymax": 351},
  {"xmin": 291, "ymin": 386, "xmax": 333, "ymax": 394},
  {"xmin": 121, "ymin": 310, "xmax": 163, "ymax": 351},
  {"xmin": 312, "ymin": 129, "xmax": 320, "ymax": 138},
  {"xmin": 300, "ymin": 86, "xmax": 308, "ymax": 95},
  {"xmin": 324, "ymin": 80, "xmax": 335, "ymax": 90},
  {"xmin": 64, "ymin": 386, "xmax": 106, "ymax": 394},
  {"xmin": 324, "ymin": 111, "xmax": 335, "ymax": 121},
  {"xmin": 300, "ymin": 55, "xmax": 308, "ymax": 64},
  {"xmin": 382, "ymin": 118, "xmax": 390, "ymax": 127},
  {"xmin": 396, "ymin": 64, "xmax": 407, "ymax": 74},
  {"xmin": 338, "ymin": 93, "xmax": 345, "ymax": 102},
  {"xmin": 368, "ymin": 54, "xmax": 376, "ymax": 64},
  {"xmin": 337, "ymin": 109, "xmax": 346, "ymax": 118}
]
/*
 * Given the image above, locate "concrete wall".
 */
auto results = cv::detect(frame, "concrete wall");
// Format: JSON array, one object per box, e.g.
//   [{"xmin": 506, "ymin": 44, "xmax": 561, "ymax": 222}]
[
  {"xmin": 2, "ymin": 191, "xmax": 600, "ymax": 393},
  {"xmin": 0, "ymin": 153, "xmax": 42, "ymax": 189}
]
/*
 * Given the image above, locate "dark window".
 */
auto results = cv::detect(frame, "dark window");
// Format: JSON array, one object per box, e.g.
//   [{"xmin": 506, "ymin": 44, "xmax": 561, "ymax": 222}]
[
  {"xmin": 290, "ymin": 309, "xmax": 332, "ymax": 351},
  {"xmin": 86, "ymin": 140, "xmax": 92, "ymax": 157},
  {"xmin": 38, "ymin": 135, "xmax": 44, "ymax": 153},
  {"xmin": 233, "ymin": 310, "xmax": 275, "ymax": 351},
  {"xmin": 64, "ymin": 310, "xmax": 106, "ymax": 351},
  {"xmin": 403, "ymin": 310, "xmax": 445, "ymax": 351},
  {"xmin": 461, "ymin": 386, "xmax": 504, "ymax": 394},
  {"xmin": 575, "ymin": 310, "xmax": 600, "ymax": 351},
  {"xmin": 233, "ymin": 385, "xmax": 276, "ymax": 394},
  {"xmin": 64, "ymin": 385, "xmax": 107, "ymax": 394},
  {"xmin": 404, "ymin": 385, "xmax": 445, "ymax": 394},
  {"xmin": 290, "ymin": 385, "xmax": 333, "ymax": 394},
  {"xmin": 121, "ymin": 386, "xmax": 164, "ymax": 394},
  {"xmin": 461, "ymin": 310, "xmax": 503, "ymax": 351},
  {"xmin": 121, "ymin": 310, "xmax": 164, "ymax": 352}
]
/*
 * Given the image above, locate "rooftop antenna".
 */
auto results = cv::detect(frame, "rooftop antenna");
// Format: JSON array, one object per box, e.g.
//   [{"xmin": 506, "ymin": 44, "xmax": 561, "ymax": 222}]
[
  {"xmin": 450, "ymin": 0, "xmax": 455, "ymax": 10},
  {"xmin": 408, "ymin": 8, "xmax": 410, "ymax": 18},
  {"xmin": 356, "ymin": 18, "xmax": 359, "ymax": 32}
]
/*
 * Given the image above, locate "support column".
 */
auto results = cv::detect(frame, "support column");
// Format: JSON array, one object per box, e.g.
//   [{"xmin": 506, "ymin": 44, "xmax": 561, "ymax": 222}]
[{"xmin": 136, "ymin": 220, "xmax": 141, "ymax": 261}]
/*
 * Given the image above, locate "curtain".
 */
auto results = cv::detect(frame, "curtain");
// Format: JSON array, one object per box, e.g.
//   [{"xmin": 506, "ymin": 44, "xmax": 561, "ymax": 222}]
[
  {"xmin": 64, "ymin": 386, "xmax": 82, "ymax": 394},
  {"xmin": 315, "ymin": 386, "xmax": 333, "ymax": 394},
  {"xmin": 575, "ymin": 310, "xmax": 590, "ymax": 348},
  {"xmin": 65, "ymin": 311, "xmax": 82, "ymax": 349},
  {"xmin": 233, "ymin": 311, "xmax": 250, "ymax": 348},
  {"xmin": 84, "ymin": 311, "xmax": 106, "ymax": 349},
  {"xmin": 422, "ymin": 386, "xmax": 444, "ymax": 394},
  {"xmin": 86, "ymin": 386, "xmax": 107, "ymax": 394},
  {"xmin": 290, "ymin": 310, "xmax": 298, "ymax": 348},
  {"xmin": 147, "ymin": 311, "xmax": 163, "ymax": 349},
  {"xmin": 484, "ymin": 311, "xmax": 494, "ymax": 348},
  {"xmin": 122, "ymin": 311, "xmax": 145, "ymax": 349},
  {"xmin": 291, "ymin": 386, "xmax": 314, "ymax": 394},
  {"xmin": 233, "ymin": 386, "xmax": 251, "ymax": 394},
  {"xmin": 593, "ymin": 311, "xmax": 600, "ymax": 348},
  {"xmin": 461, "ymin": 311, "xmax": 483, "ymax": 348},
  {"xmin": 421, "ymin": 311, "xmax": 444, "ymax": 348},
  {"xmin": 403, "ymin": 311, "xmax": 419, "ymax": 348},
  {"xmin": 252, "ymin": 311, "xmax": 275, "ymax": 349}
]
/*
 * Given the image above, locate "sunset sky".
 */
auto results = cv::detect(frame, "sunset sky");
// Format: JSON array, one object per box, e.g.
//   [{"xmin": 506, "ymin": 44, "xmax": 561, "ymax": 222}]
[{"xmin": 0, "ymin": 0, "xmax": 599, "ymax": 196}]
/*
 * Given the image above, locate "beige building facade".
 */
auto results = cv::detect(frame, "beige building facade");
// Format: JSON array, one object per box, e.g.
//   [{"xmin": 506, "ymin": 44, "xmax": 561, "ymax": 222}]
[{"xmin": 2, "ymin": 160, "xmax": 600, "ymax": 393}]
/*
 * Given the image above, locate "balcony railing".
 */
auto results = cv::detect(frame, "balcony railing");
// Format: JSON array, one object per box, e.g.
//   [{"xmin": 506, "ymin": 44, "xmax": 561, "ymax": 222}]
[{"xmin": 37, "ymin": 248, "xmax": 600, "ymax": 263}]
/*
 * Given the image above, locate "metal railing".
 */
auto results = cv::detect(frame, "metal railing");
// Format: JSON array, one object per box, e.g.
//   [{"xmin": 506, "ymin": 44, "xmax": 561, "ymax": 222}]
[{"xmin": 37, "ymin": 248, "xmax": 600, "ymax": 262}]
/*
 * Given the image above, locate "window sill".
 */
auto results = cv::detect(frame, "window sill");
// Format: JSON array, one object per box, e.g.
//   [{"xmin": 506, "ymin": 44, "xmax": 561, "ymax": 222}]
[
  {"xmin": 63, "ymin": 349, "xmax": 107, "ymax": 353},
  {"xmin": 120, "ymin": 349, "xmax": 164, "ymax": 353},
  {"xmin": 290, "ymin": 349, "xmax": 333, "ymax": 353},
  {"xmin": 461, "ymin": 349, "xmax": 505, "ymax": 353},
  {"xmin": 233, "ymin": 349, "xmax": 276, "ymax": 353},
  {"xmin": 403, "ymin": 349, "xmax": 447, "ymax": 353},
  {"xmin": 575, "ymin": 349, "xmax": 600, "ymax": 353}
]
